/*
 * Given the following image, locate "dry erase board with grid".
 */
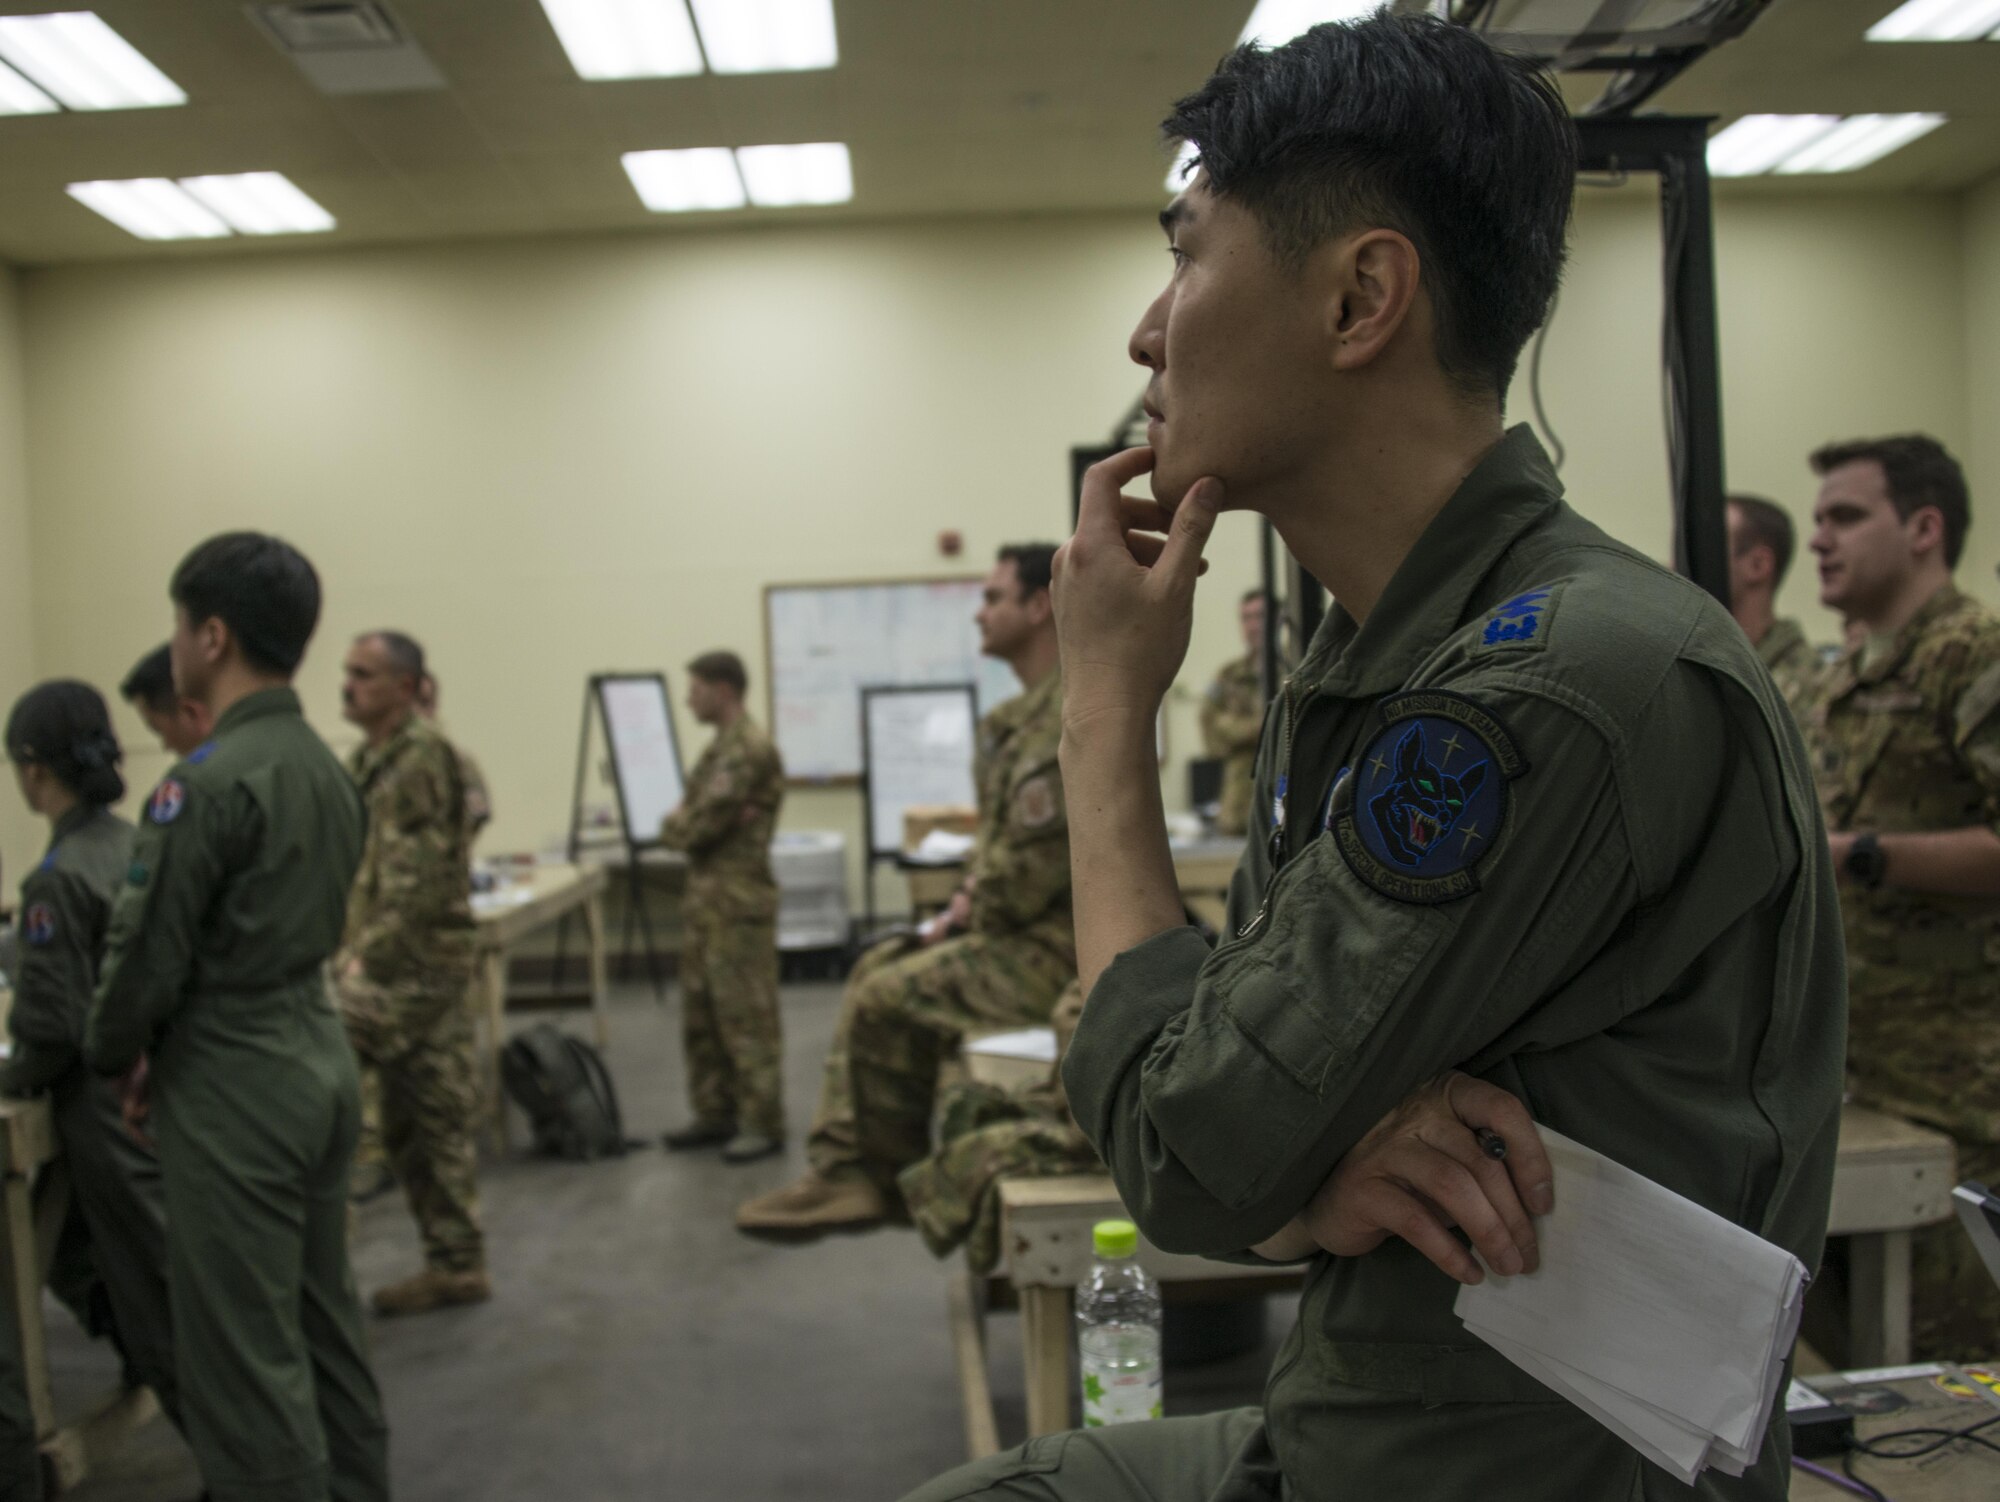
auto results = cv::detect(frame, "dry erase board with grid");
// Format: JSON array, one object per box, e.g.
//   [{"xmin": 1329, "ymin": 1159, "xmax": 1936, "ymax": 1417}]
[{"xmin": 764, "ymin": 578, "xmax": 1019, "ymax": 783}]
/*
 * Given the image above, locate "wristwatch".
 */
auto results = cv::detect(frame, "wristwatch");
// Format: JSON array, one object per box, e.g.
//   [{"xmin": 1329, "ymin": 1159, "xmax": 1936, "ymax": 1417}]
[{"xmin": 1845, "ymin": 832, "xmax": 1888, "ymax": 891}]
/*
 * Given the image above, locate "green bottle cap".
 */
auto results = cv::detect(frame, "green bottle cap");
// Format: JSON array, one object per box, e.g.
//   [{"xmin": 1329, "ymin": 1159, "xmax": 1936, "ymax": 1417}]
[{"xmin": 1093, "ymin": 1219, "xmax": 1139, "ymax": 1258}]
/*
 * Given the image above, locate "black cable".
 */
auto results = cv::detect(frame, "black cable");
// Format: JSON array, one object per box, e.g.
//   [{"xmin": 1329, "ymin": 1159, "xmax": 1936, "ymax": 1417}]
[
  {"xmin": 1849, "ymin": 1411, "xmax": 2000, "ymax": 1462},
  {"xmin": 1835, "ymin": 1452, "xmax": 1893, "ymax": 1502}
]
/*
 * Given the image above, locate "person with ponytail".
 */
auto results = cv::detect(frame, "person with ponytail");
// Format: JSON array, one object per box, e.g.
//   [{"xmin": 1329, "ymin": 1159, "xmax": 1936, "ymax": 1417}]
[{"xmin": 4, "ymin": 682, "xmax": 184, "ymax": 1468}]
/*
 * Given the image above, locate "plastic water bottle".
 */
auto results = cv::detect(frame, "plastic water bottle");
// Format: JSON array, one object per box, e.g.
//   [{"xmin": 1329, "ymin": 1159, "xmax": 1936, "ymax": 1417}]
[{"xmin": 1076, "ymin": 1219, "xmax": 1163, "ymax": 1427}]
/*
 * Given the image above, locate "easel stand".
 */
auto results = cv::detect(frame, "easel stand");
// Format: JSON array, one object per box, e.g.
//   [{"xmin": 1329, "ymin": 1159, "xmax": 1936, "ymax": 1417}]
[{"xmin": 561, "ymin": 675, "xmax": 675, "ymax": 1003}]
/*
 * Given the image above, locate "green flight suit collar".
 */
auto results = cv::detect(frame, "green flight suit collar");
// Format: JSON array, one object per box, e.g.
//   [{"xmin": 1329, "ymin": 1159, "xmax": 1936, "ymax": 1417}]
[
  {"xmin": 1837, "ymin": 581, "xmax": 1966, "ymax": 691},
  {"xmin": 1757, "ymin": 617, "xmax": 1806, "ymax": 671},
  {"xmin": 46, "ymin": 802, "xmax": 99, "ymax": 853},
  {"xmin": 211, "ymin": 685, "xmax": 304, "ymax": 739},
  {"xmin": 1302, "ymin": 424, "xmax": 1563, "ymax": 698}
]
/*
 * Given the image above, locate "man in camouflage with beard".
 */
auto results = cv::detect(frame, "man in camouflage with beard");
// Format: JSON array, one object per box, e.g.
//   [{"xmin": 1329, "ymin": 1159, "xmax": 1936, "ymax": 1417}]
[
  {"xmin": 1805, "ymin": 434, "xmax": 2000, "ymax": 1361},
  {"xmin": 334, "ymin": 630, "xmax": 487, "ymax": 1317},
  {"xmin": 737, "ymin": 544, "xmax": 1074, "ymax": 1237}
]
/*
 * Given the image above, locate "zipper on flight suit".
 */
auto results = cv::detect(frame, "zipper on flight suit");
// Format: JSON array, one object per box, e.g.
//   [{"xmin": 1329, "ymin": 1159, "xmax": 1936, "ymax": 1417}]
[{"xmin": 1233, "ymin": 678, "xmax": 1299, "ymax": 942}]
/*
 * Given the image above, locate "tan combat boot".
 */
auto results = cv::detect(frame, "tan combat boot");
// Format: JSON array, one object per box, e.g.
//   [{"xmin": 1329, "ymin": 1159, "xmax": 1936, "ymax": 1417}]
[
  {"xmin": 372, "ymin": 1267, "xmax": 493, "ymax": 1317},
  {"xmin": 734, "ymin": 1172, "xmax": 887, "ymax": 1236}
]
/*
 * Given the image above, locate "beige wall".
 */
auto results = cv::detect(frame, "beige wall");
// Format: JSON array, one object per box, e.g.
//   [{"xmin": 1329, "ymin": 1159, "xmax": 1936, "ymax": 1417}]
[
  {"xmin": 1963, "ymin": 175, "xmax": 2000, "ymax": 603},
  {"xmin": 0, "ymin": 267, "xmax": 38, "ymax": 889},
  {"xmin": 4, "ymin": 189, "xmax": 1984, "ymax": 894}
]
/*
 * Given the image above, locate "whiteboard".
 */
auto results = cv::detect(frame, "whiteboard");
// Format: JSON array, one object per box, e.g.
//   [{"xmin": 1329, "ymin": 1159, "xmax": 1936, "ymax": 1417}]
[
  {"xmin": 597, "ymin": 675, "xmax": 686, "ymax": 846},
  {"xmin": 766, "ymin": 578, "xmax": 1019, "ymax": 782},
  {"xmin": 862, "ymin": 685, "xmax": 979, "ymax": 858}
]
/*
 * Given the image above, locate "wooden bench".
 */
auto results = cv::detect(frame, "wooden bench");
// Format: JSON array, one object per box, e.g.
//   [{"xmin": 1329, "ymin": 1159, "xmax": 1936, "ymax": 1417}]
[
  {"xmin": 949, "ymin": 1103, "xmax": 1956, "ymax": 1456},
  {"xmin": 0, "ymin": 1098, "xmax": 159, "ymax": 1494}
]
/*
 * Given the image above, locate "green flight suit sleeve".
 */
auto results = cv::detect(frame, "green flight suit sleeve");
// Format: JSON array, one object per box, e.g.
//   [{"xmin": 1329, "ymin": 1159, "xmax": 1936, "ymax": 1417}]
[
  {"xmin": 1063, "ymin": 666, "xmax": 1779, "ymax": 1257},
  {"xmin": 970, "ymin": 757, "xmax": 1070, "ymax": 935},
  {"xmin": 342, "ymin": 743, "xmax": 466, "ymax": 979},
  {"xmin": 86, "ymin": 779, "xmax": 238, "ymax": 1074},
  {"xmin": 1, "ymin": 867, "xmax": 89, "ymax": 1096}
]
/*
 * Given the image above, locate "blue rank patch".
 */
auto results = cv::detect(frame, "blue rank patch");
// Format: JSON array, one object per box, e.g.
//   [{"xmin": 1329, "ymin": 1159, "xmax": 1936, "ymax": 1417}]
[
  {"xmin": 186, "ymin": 741, "xmax": 215, "ymax": 765},
  {"xmin": 23, "ymin": 903, "xmax": 55, "ymax": 947},
  {"xmin": 1334, "ymin": 691, "xmax": 1528, "ymax": 905},
  {"xmin": 1482, "ymin": 589, "xmax": 1552, "ymax": 647},
  {"xmin": 149, "ymin": 778, "xmax": 187, "ymax": 825}
]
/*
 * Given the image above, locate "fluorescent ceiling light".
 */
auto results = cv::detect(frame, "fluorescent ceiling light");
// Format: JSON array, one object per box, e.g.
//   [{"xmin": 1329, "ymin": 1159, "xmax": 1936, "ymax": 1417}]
[
  {"xmin": 1238, "ymin": 0, "xmax": 1377, "ymax": 47},
  {"xmin": 736, "ymin": 142, "xmax": 851, "ymax": 206},
  {"xmin": 1706, "ymin": 114, "xmax": 1842, "ymax": 176},
  {"xmin": 540, "ymin": 0, "xmax": 704, "ymax": 80},
  {"xmin": 1867, "ymin": 0, "xmax": 2000, "ymax": 41},
  {"xmin": 1708, "ymin": 113, "xmax": 1946, "ymax": 177},
  {"xmin": 623, "ymin": 147, "xmax": 747, "ymax": 211},
  {"xmin": 0, "ymin": 57, "xmax": 58, "ymax": 114},
  {"xmin": 1165, "ymin": 140, "xmax": 1200, "ymax": 193},
  {"xmin": 67, "ymin": 179, "xmax": 230, "ymax": 240},
  {"xmin": 690, "ymin": 0, "xmax": 836, "ymax": 72},
  {"xmin": 1774, "ymin": 113, "xmax": 1947, "ymax": 173},
  {"xmin": 0, "ymin": 12, "xmax": 184, "ymax": 111},
  {"xmin": 180, "ymin": 173, "xmax": 335, "ymax": 234}
]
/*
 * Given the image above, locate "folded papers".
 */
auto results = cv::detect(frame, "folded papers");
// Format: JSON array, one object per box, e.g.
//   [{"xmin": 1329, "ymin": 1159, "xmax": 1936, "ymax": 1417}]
[{"xmin": 1454, "ymin": 1127, "xmax": 1808, "ymax": 1484}]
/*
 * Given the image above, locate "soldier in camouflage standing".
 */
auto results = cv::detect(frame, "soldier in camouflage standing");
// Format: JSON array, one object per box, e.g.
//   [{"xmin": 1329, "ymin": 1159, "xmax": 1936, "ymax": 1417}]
[
  {"xmin": 1727, "ymin": 493, "xmax": 1825, "ymax": 724},
  {"xmin": 738, "ymin": 543, "xmax": 1073, "ymax": 1236},
  {"xmin": 1804, "ymin": 435, "xmax": 2000, "ymax": 1360},
  {"xmin": 334, "ymin": 630, "xmax": 489, "ymax": 1317},
  {"xmin": 414, "ymin": 670, "xmax": 492, "ymax": 843},
  {"xmin": 658, "ymin": 651, "xmax": 787, "ymax": 1165},
  {"xmin": 1198, "ymin": 590, "xmax": 1266, "ymax": 836}
]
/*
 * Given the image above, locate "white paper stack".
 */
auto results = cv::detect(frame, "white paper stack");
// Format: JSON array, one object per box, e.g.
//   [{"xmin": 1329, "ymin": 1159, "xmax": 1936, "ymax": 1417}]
[{"xmin": 1454, "ymin": 1128, "xmax": 1809, "ymax": 1485}]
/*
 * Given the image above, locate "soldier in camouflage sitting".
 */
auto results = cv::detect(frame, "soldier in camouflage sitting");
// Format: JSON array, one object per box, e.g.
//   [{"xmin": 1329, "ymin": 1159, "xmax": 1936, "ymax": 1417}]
[
  {"xmin": 738, "ymin": 543, "xmax": 1074, "ymax": 1236},
  {"xmin": 334, "ymin": 630, "xmax": 488, "ymax": 1316},
  {"xmin": 659, "ymin": 650, "xmax": 788, "ymax": 1165},
  {"xmin": 1198, "ymin": 589, "xmax": 1267, "ymax": 836},
  {"xmin": 1804, "ymin": 435, "xmax": 2000, "ymax": 1360},
  {"xmin": 1726, "ymin": 493, "xmax": 1825, "ymax": 725},
  {"xmin": 899, "ymin": 984, "xmax": 1097, "ymax": 1275}
]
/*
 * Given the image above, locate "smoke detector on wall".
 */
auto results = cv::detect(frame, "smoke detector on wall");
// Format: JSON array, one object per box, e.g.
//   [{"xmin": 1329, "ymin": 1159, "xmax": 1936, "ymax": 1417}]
[{"xmin": 247, "ymin": 3, "xmax": 446, "ymax": 93}]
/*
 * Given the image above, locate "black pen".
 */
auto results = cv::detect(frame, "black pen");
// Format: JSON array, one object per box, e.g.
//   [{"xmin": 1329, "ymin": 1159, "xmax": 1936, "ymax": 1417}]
[{"xmin": 1476, "ymin": 1128, "xmax": 1507, "ymax": 1162}]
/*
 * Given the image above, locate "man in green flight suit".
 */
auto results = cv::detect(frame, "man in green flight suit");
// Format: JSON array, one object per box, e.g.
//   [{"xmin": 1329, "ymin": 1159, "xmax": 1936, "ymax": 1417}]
[
  {"xmin": 86, "ymin": 532, "xmax": 389, "ymax": 1502},
  {"xmin": 659, "ymin": 649, "xmax": 788, "ymax": 1165},
  {"xmin": 335, "ymin": 629, "xmax": 488, "ymax": 1317},
  {"xmin": 1803, "ymin": 434, "xmax": 2000, "ymax": 1361},
  {"xmin": 1197, "ymin": 590, "xmax": 1266, "ymax": 835},
  {"xmin": 1727, "ymin": 493, "xmax": 1824, "ymax": 724},
  {"xmin": 905, "ymin": 17, "xmax": 1844, "ymax": 1502},
  {"xmin": 739, "ymin": 543, "xmax": 1074, "ymax": 1236}
]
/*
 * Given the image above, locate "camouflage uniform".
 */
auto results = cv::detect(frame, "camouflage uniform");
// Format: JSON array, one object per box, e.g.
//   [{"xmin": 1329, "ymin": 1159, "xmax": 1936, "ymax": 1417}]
[
  {"xmin": 1806, "ymin": 582, "xmax": 2000, "ymax": 1361},
  {"xmin": 1199, "ymin": 654, "xmax": 1264, "ymax": 837},
  {"xmin": 1758, "ymin": 617, "xmax": 1825, "ymax": 728},
  {"xmin": 899, "ymin": 985, "xmax": 1097, "ymax": 1274},
  {"xmin": 334, "ymin": 714, "xmax": 483, "ymax": 1276},
  {"xmin": 659, "ymin": 714, "xmax": 786, "ymax": 1139},
  {"xmin": 809, "ymin": 668, "xmax": 1075, "ymax": 1194},
  {"xmin": 452, "ymin": 743, "xmax": 492, "ymax": 842}
]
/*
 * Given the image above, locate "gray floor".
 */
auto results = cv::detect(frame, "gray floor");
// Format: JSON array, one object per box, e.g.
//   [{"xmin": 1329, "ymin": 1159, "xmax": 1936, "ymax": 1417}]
[{"xmin": 55, "ymin": 980, "xmax": 1293, "ymax": 1501}]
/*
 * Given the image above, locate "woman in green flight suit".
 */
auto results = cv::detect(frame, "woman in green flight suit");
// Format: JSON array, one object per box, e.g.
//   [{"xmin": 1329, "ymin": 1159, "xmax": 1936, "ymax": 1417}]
[{"xmin": 4, "ymin": 683, "xmax": 183, "ymax": 1489}]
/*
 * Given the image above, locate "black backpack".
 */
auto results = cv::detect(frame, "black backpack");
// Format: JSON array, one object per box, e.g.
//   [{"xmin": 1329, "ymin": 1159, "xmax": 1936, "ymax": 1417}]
[{"xmin": 500, "ymin": 1023, "xmax": 631, "ymax": 1161}]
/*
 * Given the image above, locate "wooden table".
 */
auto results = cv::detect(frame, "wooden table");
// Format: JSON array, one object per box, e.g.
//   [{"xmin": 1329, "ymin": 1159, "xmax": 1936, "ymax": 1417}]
[
  {"xmin": 1826, "ymin": 1104, "xmax": 1958, "ymax": 1367},
  {"xmin": 958, "ymin": 1103, "xmax": 1955, "ymax": 1453},
  {"xmin": 1791, "ymin": 1362, "xmax": 2000, "ymax": 1500},
  {"xmin": 471, "ymin": 862, "xmax": 611, "ymax": 1149},
  {"xmin": 0, "ymin": 1099, "xmax": 158, "ymax": 1494}
]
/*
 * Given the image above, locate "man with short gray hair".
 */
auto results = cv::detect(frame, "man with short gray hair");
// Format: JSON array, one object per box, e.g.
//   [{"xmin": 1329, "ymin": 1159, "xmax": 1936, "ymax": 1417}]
[{"xmin": 334, "ymin": 630, "xmax": 488, "ymax": 1316}]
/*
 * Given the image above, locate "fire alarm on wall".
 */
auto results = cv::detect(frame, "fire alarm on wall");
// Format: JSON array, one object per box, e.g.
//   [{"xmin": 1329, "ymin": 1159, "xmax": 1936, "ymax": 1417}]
[{"xmin": 937, "ymin": 530, "xmax": 963, "ymax": 557}]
